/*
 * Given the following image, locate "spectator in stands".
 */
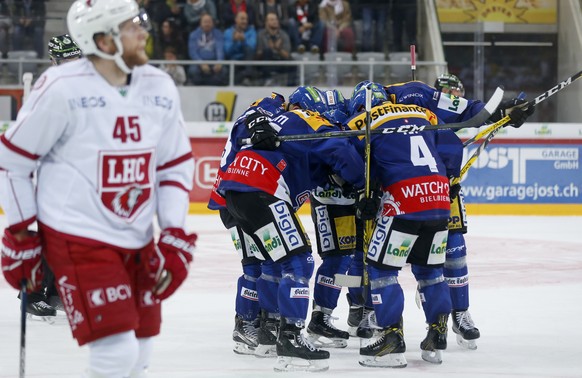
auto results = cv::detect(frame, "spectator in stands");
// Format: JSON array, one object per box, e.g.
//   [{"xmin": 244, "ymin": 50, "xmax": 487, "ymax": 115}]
[
  {"xmin": 161, "ymin": 46, "xmax": 187, "ymax": 86},
  {"xmin": 184, "ymin": 0, "xmax": 218, "ymax": 32},
  {"xmin": 224, "ymin": 11, "xmax": 257, "ymax": 85},
  {"xmin": 391, "ymin": 0, "xmax": 417, "ymax": 52},
  {"xmin": 220, "ymin": 0, "xmax": 257, "ymax": 29},
  {"xmin": 352, "ymin": 0, "xmax": 388, "ymax": 52},
  {"xmin": 255, "ymin": 0, "xmax": 289, "ymax": 31},
  {"xmin": 287, "ymin": 0, "xmax": 323, "ymax": 53},
  {"xmin": 256, "ymin": 11, "xmax": 294, "ymax": 85},
  {"xmin": 11, "ymin": 0, "xmax": 46, "ymax": 58},
  {"xmin": 188, "ymin": 13, "xmax": 227, "ymax": 85},
  {"xmin": 0, "ymin": 0, "xmax": 12, "ymax": 59},
  {"xmin": 156, "ymin": 17, "xmax": 187, "ymax": 59},
  {"xmin": 318, "ymin": 0, "xmax": 354, "ymax": 53}
]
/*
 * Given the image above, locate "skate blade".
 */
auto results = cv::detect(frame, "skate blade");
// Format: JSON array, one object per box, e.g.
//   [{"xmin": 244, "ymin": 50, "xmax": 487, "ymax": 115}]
[
  {"xmin": 359, "ymin": 353, "xmax": 407, "ymax": 368},
  {"xmin": 254, "ymin": 344, "xmax": 277, "ymax": 358},
  {"xmin": 273, "ymin": 356, "xmax": 329, "ymax": 372},
  {"xmin": 307, "ymin": 334, "xmax": 348, "ymax": 349},
  {"xmin": 233, "ymin": 341, "xmax": 256, "ymax": 355},
  {"xmin": 27, "ymin": 314, "xmax": 57, "ymax": 325},
  {"xmin": 421, "ymin": 349, "xmax": 443, "ymax": 364},
  {"xmin": 455, "ymin": 334, "xmax": 478, "ymax": 350}
]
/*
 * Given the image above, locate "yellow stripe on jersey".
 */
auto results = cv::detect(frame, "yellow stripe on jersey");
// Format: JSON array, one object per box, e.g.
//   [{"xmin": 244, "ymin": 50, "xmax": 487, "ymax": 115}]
[
  {"xmin": 346, "ymin": 103, "xmax": 439, "ymax": 137},
  {"xmin": 288, "ymin": 109, "xmax": 333, "ymax": 131}
]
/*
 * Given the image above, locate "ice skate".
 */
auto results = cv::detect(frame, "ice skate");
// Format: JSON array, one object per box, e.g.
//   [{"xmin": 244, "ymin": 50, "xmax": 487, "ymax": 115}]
[
  {"xmin": 359, "ymin": 321, "xmax": 407, "ymax": 368},
  {"xmin": 255, "ymin": 310, "xmax": 278, "ymax": 358},
  {"xmin": 452, "ymin": 310, "xmax": 480, "ymax": 350},
  {"xmin": 232, "ymin": 315, "xmax": 259, "ymax": 355},
  {"xmin": 420, "ymin": 313, "xmax": 448, "ymax": 364},
  {"xmin": 48, "ymin": 295, "xmax": 64, "ymax": 312},
  {"xmin": 356, "ymin": 307, "xmax": 376, "ymax": 343},
  {"xmin": 346, "ymin": 294, "xmax": 365, "ymax": 337},
  {"xmin": 274, "ymin": 318, "xmax": 329, "ymax": 372},
  {"xmin": 26, "ymin": 300, "xmax": 57, "ymax": 324},
  {"xmin": 307, "ymin": 308, "xmax": 349, "ymax": 348}
]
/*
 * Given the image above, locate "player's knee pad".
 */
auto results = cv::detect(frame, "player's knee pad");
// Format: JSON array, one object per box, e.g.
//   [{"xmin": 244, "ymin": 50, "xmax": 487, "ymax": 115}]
[
  {"xmin": 256, "ymin": 260, "xmax": 281, "ymax": 314},
  {"xmin": 129, "ymin": 337, "xmax": 153, "ymax": 378},
  {"xmin": 444, "ymin": 232, "xmax": 468, "ymax": 281},
  {"xmin": 88, "ymin": 331, "xmax": 139, "ymax": 378},
  {"xmin": 236, "ymin": 262, "xmax": 261, "ymax": 320},
  {"xmin": 412, "ymin": 265, "xmax": 451, "ymax": 324},
  {"xmin": 368, "ymin": 265, "xmax": 403, "ymax": 327},
  {"xmin": 313, "ymin": 255, "xmax": 352, "ymax": 310},
  {"xmin": 280, "ymin": 252, "xmax": 315, "ymax": 282},
  {"xmin": 278, "ymin": 253, "xmax": 314, "ymax": 322},
  {"xmin": 444, "ymin": 232, "xmax": 470, "ymax": 310}
]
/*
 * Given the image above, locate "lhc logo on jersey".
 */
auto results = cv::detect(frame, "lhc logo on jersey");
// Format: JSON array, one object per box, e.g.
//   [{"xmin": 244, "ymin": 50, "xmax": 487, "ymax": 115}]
[{"xmin": 99, "ymin": 149, "xmax": 154, "ymax": 220}]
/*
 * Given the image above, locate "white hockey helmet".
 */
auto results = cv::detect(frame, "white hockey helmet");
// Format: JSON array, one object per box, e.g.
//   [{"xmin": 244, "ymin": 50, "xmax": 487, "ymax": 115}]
[{"xmin": 67, "ymin": 0, "xmax": 143, "ymax": 73}]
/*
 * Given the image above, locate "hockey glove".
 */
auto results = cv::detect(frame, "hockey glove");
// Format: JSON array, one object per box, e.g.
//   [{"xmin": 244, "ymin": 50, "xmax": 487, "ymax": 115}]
[
  {"xmin": 1, "ymin": 229, "xmax": 43, "ymax": 292},
  {"xmin": 449, "ymin": 179, "xmax": 461, "ymax": 203},
  {"xmin": 355, "ymin": 189, "xmax": 381, "ymax": 220},
  {"xmin": 506, "ymin": 105, "xmax": 535, "ymax": 128},
  {"xmin": 489, "ymin": 97, "xmax": 534, "ymax": 128},
  {"xmin": 151, "ymin": 228, "xmax": 197, "ymax": 300},
  {"xmin": 245, "ymin": 113, "xmax": 280, "ymax": 150}
]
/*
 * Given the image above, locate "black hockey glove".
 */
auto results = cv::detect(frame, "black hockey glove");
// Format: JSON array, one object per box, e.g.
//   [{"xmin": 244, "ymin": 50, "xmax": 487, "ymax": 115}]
[
  {"xmin": 449, "ymin": 179, "xmax": 461, "ymax": 203},
  {"xmin": 488, "ymin": 97, "xmax": 534, "ymax": 128},
  {"xmin": 506, "ymin": 105, "xmax": 535, "ymax": 128},
  {"xmin": 355, "ymin": 189, "xmax": 381, "ymax": 220},
  {"xmin": 245, "ymin": 113, "xmax": 279, "ymax": 150}
]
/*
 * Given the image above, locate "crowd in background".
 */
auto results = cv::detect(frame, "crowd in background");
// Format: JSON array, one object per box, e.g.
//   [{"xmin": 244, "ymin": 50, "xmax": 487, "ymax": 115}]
[{"xmin": 0, "ymin": 0, "xmax": 417, "ymax": 86}]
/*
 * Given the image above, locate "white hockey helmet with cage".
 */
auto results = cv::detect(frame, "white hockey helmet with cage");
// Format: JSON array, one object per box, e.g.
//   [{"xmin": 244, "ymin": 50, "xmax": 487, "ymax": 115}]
[{"xmin": 67, "ymin": 0, "xmax": 143, "ymax": 73}]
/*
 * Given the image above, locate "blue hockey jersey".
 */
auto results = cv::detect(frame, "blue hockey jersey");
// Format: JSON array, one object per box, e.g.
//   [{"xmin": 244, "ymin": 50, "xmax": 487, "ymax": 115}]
[
  {"xmin": 218, "ymin": 109, "xmax": 366, "ymax": 211},
  {"xmin": 346, "ymin": 102, "xmax": 454, "ymax": 221}
]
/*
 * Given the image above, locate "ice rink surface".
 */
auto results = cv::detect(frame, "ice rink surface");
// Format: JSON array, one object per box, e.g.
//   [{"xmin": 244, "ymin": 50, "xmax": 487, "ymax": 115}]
[{"xmin": 1, "ymin": 214, "xmax": 581, "ymax": 378}]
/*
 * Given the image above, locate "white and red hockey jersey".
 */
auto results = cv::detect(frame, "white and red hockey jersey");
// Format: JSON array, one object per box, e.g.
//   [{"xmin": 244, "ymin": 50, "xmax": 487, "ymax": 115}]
[{"xmin": 0, "ymin": 58, "xmax": 194, "ymax": 249}]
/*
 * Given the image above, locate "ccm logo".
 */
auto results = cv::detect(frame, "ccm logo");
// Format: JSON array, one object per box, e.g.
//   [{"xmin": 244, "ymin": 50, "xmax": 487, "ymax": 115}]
[{"xmin": 195, "ymin": 157, "xmax": 221, "ymax": 189}]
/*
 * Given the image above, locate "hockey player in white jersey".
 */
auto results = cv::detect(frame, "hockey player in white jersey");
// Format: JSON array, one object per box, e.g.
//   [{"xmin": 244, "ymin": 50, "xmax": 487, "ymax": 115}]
[{"xmin": 0, "ymin": 1, "xmax": 197, "ymax": 377}]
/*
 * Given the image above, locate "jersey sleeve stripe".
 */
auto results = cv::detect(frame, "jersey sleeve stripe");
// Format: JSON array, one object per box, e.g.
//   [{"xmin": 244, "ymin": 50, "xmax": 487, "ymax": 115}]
[
  {"xmin": 159, "ymin": 180, "xmax": 189, "ymax": 193},
  {"xmin": 156, "ymin": 152, "xmax": 193, "ymax": 171},
  {"xmin": 0, "ymin": 134, "xmax": 40, "ymax": 160}
]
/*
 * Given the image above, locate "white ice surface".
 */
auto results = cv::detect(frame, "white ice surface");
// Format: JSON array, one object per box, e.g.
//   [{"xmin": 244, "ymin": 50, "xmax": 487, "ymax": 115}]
[{"xmin": 1, "ymin": 215, "xmax": 581, "ymax": 378}]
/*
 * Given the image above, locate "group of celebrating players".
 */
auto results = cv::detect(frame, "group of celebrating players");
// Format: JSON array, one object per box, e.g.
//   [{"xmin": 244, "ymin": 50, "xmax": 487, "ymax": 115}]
[
  {"xmin": 0, "ymin": 0, "xmax": 537, "ymax": 375},
  {"xmin": 209, "ymin": 75, "xmax": 534, "ymax": 371}
]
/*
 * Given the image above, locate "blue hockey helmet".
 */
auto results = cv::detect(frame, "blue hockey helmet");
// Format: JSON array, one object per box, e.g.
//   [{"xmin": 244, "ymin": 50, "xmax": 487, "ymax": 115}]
[
  {"xmin": 322, "ymin": 108, "xmax": 348, "ymax": 126},
  {"xmin": 347, "ymin": 82, "xmax": 388, "ymax": 116},
  {"xmin": 351, "ymin": 80, "xmax": 373, "ymax": 98},
  {"xmin": 288, "ymin": 86, "xmax": 328, "ymax": 114},
  {"xmin": 249, "ymin": 92, "xmax": 286, "ymax": 117},
  {"xmin": 322, "ymin": 89, "xmax": 348, "ymax": 115}
]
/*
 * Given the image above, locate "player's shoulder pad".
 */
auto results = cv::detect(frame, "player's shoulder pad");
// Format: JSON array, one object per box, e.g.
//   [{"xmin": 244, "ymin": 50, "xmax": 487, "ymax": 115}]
[{"xmin": 285, "ymin": 109, "xmax": 334, "ymax": 132}]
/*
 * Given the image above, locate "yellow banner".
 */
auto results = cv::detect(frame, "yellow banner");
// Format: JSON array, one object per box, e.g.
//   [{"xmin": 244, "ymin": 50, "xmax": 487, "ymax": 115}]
[{"xmin": 436, "ymin": 0, "xmax": 557, "ymax": 24}]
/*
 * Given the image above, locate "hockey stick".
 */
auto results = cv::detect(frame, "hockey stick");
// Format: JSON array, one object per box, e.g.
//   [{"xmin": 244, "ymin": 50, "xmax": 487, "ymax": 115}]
[
  {"xmin": 19, "ymin": 279, "xmax": 27, "ymax": 378},
  {"xmin": 455, "ymin": 68, "xmax": 582, "ymax": 183},
  {"xmin": 462, "ymin": 92, "xmax": 525, "ymax": 148},
  {"xmin": 362, "ymin": 85, "xmax": 373, "ymax": 289},
  {"xmin": 240, "ymin": 87, "xmax": 504, "ymax": 145},
  {"xmin": 410, "ymin": 45, "xmax": 416, "ymax": 81}
]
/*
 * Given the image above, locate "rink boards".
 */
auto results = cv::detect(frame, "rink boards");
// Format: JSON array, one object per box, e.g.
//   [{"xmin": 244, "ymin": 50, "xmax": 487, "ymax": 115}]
[{"xmin": 188, "ymin": 122, "xmax": 582, "ymax": 215}]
